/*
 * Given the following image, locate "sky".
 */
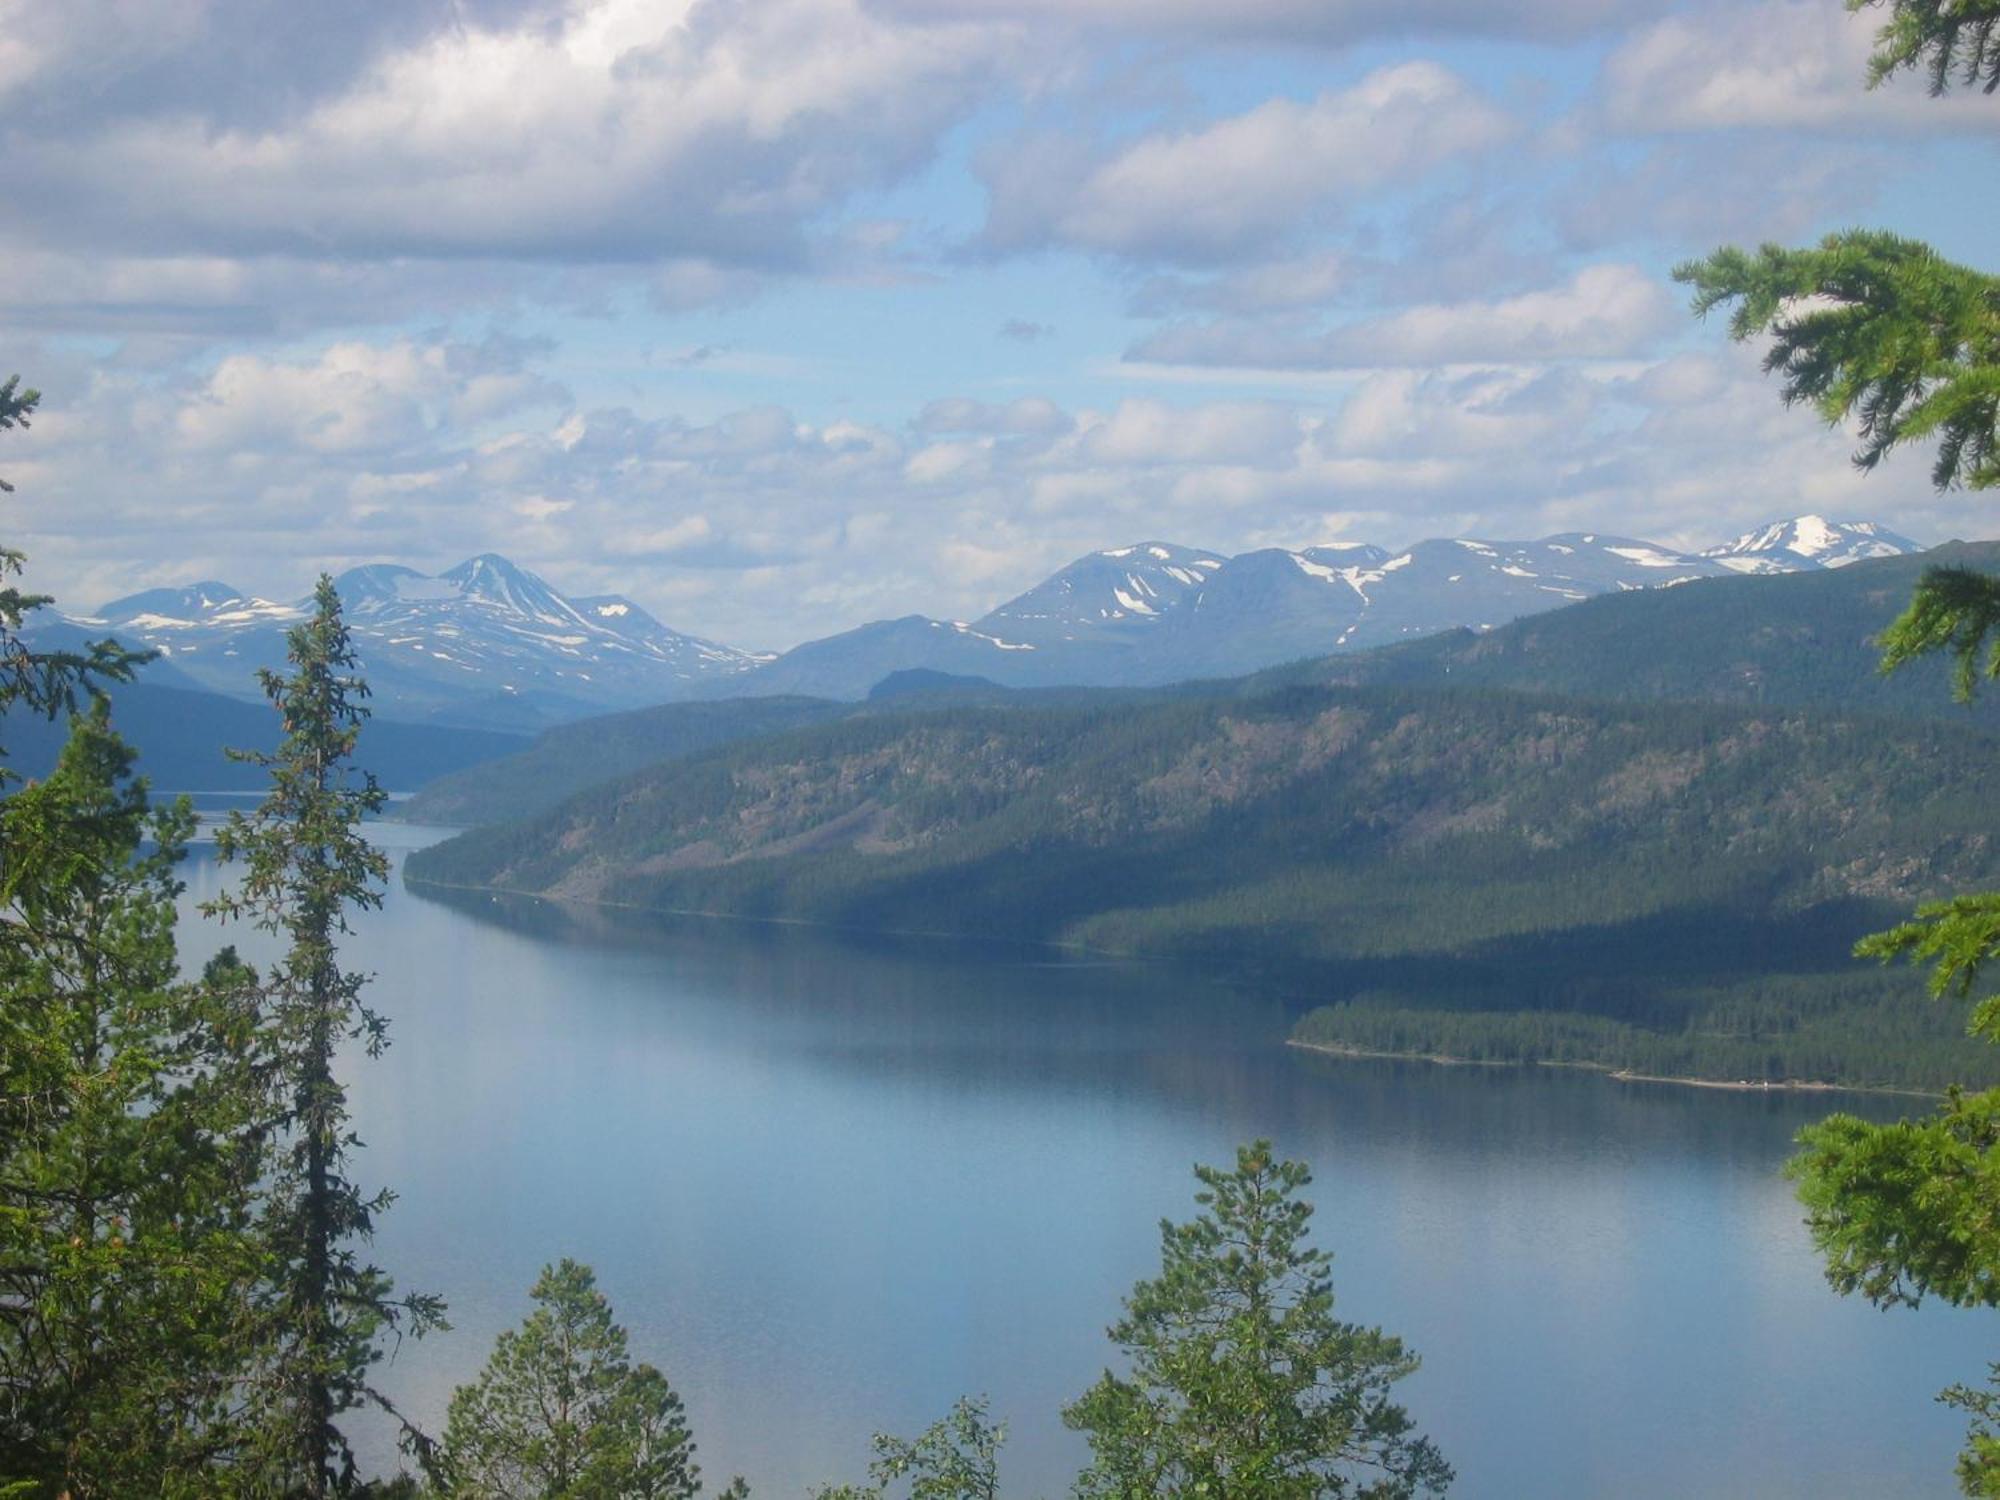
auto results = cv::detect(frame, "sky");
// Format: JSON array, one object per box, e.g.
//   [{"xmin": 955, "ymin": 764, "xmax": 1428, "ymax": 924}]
[{"xmin": 2, "ymin": 0, "xmax": 1996, "ymax": 652}]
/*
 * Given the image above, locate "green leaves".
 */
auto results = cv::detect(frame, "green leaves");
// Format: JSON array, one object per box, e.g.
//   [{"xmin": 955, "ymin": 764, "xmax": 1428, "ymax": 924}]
[
  {"xmin": 0, "ymin": 705, "xmax": 265, "ymax": 1493},
  {"xmin": 1674, "ymin": 232, "xmax": 2000, "ymax": 491},
  {"xmin": 1851, "ymin": 0, "xmax": 2000, "ymax": 95},
  {"xmin": 814, "ymin": 1396, "xmax": 1004, "ymax": 1500},
  {"xmin": 1793, "ymin": 1090, "xmax": 2000, "ymax": 1310},
  {"xmin": 437, "ymin": 1259, "xmax": 706, "ymax": 1500},
  {"xmin": 1064, "ymin": 1142, "xmax": 1450, "ymax": 1500},
  {"xmin": 1878, "ymin": 566, "xmax": 2000, "ymax": 701}
]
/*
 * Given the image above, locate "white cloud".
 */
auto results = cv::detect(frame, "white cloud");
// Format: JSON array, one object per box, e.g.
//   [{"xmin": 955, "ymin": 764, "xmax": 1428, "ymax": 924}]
[
  {"xmin": 7, "ymin": 332, "xmax": 1973, "ymax": 651},
  {"xmin": 2, "ymin": 0, "xmax": 1007, "ymax": 269},
  {"xmin": 874, "ymin": 0, "xmax": 1676, "ymax": 45},
  {"xmin": 1130, "ymin": 264, "xmax": 1677, "ymax": 369},
  {"xmin": 980, "ymin": 63, "xmax": 1511, "ymax": 263},
  {"xmin": 1601, "ymin": 0, "xmax": 2000, "ymax": 134},
  {"xmin": 1555, "ymin": 139, "xmax": 1886, "ymax": 250},
  {"xmin": 1132, "ymin": 253, "xmax": 1348, "ymax": 317},
  {"xmin": 174, "ymin": 340, "xmax": 561, "ymax": 455}
]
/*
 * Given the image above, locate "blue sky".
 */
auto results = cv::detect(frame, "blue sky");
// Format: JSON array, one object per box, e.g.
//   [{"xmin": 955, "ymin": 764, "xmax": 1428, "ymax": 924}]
[{"xmin": 3, "ymin": 0, "xmax": 1996, "ymax": 651}]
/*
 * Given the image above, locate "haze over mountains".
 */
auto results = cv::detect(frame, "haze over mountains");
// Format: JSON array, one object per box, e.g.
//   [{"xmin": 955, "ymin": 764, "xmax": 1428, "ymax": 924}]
[{"xmin": 35, "ymin": 515, "xmax": 1922, "ymax": 728}]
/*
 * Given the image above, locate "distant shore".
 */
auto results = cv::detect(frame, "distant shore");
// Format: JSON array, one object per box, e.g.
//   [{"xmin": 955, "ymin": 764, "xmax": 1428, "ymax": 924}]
[{"xmin": 1283, "ymin": 1038, "xmax": 1941, "ymax": 1099}]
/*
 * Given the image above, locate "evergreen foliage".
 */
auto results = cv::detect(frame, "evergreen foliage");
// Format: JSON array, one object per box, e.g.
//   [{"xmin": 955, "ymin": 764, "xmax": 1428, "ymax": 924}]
[
  {"xmin": 206, "ymin": 576, "xmax": 445, "ymax": 1495},
  {"xmin": 812, "ymin": 1397, "xmax": 1004, "ymax": 1500},
  {"xmin": 1675, "ymin": 231, "xmax": 1999, "ymax": 491},
  {"xmin": 1680, "ymin": 19, "xmax": 2000, "ymax": 1492},
  {"xmin": 0, "ymin": 377, "xmax": 267, "ymax": 1494},
  {"xmin": 436, "ymin": 1259, "xmax": 720, "ymax": 1500},
  {"xmin": 0, "ymin": 709, "xmax": 264, "ymax": 1494},
  {"xmin": 1064, "ymin": 1143, "xmax": 1449, "ymax": 1499},
  {"xmin": 1854, "ymin": 0, "xmax": 2000, "ymax": 93},
  {"xmin": 0, "ymin": 378, "xmax": 140, "ymax": 757}
]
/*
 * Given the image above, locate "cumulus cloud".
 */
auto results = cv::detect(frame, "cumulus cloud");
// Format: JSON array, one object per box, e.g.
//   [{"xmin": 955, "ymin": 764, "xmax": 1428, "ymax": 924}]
[
  {"xmin": 1, "ymin": 0, "xmax": 1006, "ymax": 268},
  {"xmin": 12, "ymin": 329, "xmax": 1966, "ymax": 652},
  {"xmin": 174, "ymin": 339, "xmax": 563, "ymax": 455},
  {"xmin": 1600, "ymin": 0, "xmax": 2000, "ymax": 133},
  {"xmin": 2, "ymin": 0, "xmax": 1982, "ymax": 651},
  {"xmin": 1554, "ymin": 139, "xmax": 1887, "ymax": 251},
  {"xmin": 1129, "ymin": 265, "xmax": 1677, "ymax": 369},
  {"xmin": 979, "ymin": 63, "xmax": 1512, "ymax": 263},
  {"xmin": 873, "ymin": 0, "xmax": 1678, "ymax": 46}
]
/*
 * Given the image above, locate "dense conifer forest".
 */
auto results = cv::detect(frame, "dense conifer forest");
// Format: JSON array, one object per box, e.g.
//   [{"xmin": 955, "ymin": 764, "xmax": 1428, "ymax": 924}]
[{"xmin": 406, "ymin": 679, "xmax": 2000, "ymax": 1088}]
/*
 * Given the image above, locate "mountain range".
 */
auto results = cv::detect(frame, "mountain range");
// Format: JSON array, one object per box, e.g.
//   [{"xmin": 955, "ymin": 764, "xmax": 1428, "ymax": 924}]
[
  {"xmin": 30, "ymin": 515, "xmax": 1923, "ymax": 728},
  {"xmin": 397, "ymin": 540, "xmax": 2000, "ymax": 829},
  {"xmin": 37, "ymin": 555, "xmax": 767, "ymax": 731},
  {"xmin": 398, "ymin": 537, "xmax": 2000, "ymax": 1089}
]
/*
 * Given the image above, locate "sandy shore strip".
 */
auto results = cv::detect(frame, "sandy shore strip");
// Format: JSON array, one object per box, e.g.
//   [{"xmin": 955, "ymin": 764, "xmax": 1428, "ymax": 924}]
[{"xmin": 1284, "ymin": 1038, "xmax": 1940, "ymax": 1099}]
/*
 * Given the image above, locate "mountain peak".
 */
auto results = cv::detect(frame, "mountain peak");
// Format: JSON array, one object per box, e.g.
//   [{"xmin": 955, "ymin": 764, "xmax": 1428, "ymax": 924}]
[
  {"xmin": 439, "ymin": 553, "xmax": 578, "ymax": 621},
  {"xmin": 96, "ymin": 580, "xmax": 257, "ymax": 624},
  {"xmin": 1703, "ymin": 516, "xmax": 1922, "ymax": 573}
]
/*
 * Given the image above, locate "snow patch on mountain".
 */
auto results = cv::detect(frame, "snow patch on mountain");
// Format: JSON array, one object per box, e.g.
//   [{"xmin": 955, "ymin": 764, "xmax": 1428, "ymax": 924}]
[{"xmin": 1702, "ymin": 515, "xmax": 1923, "ymax": 573}]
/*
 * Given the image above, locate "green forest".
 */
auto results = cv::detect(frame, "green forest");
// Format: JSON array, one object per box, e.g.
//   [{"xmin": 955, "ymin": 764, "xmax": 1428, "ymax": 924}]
[{"xmin": 407, "ymin": 678, "xmax": 2000, "ymax": 1088}]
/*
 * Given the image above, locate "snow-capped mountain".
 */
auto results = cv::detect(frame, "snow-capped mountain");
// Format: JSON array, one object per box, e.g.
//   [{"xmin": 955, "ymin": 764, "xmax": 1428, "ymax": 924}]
[
  {"xmin": 1701, "ymin": 515, "xmax": 1922, "ymax": 574},
  {"xmin": 56, "ymin": 555, "xmax": 766, "ymax": 732},
  {"xmin": 980, "ymin": 541, "xmax": 1227, "ymax": 650},
  {"xmin": 45, "ymin": 515, "xmax": 1930, "ymax": 722},
  {"xmin": 719, "ymin": 517, "xmax": 1928, "ymax": 699}
]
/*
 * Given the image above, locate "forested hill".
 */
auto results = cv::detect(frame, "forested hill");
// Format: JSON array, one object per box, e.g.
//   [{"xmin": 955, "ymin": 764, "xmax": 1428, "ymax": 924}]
[
  {"xmin": 3, "ymin": 681, "xmax": 526, "ymax": 792},
  {"xmin": 407, "ymin": 685, "xmax": 2000, "ymax": 1086},
  {"xmin": 400, "ymin": 542, "xmax": 1999, "ymax": 829},
  {"xmin": 398, "ymin": 695, "xmax": 850, "ymax": 826},
  {"xmin": 395, "ymin": 676, "xmax": 1129, "ymax": 826},
  {"xmin": 1246, "ymin": 540, "xmax": 2000, "ymax": 719}
]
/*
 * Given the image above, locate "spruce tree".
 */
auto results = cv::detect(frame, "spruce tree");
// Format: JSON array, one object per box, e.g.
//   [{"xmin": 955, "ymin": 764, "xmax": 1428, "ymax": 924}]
[
  {"xmin": 206, "ymin": 576, "xmax": 444, "ymax": 1495},
  {"xmin": 1064, "ymin": 1142, "xmax": 1449, "ymax": 1500},
  {"xmin": 1853, "ymin": 0, "xmax": 2000, "ymax": 93},
  {"xmin": 1676, "ymin": 6, "xmax": 2000, "ymax": 1491}
]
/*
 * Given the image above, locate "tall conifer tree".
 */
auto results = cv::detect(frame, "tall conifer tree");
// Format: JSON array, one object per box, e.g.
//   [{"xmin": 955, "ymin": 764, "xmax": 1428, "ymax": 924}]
[{"xmin": 207, "ymin": 576, "xmax": 444, "ymax": 1495}]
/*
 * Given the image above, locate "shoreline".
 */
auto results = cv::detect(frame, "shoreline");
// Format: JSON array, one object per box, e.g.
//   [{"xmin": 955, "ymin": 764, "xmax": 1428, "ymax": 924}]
[
  {"xmin": 406, "ymin": 874, "xmax": 1947, "ymax": 1103},
  {"xmin": 1283, "ymin": 1038, "xmax": 1942, "ymax": 1100}
]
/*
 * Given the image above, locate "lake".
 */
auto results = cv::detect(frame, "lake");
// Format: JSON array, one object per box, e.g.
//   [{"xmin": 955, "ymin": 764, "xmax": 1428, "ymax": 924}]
[{"xmin": 173, "ymin": 822, "xmax": 1991, "ymax": 1498}]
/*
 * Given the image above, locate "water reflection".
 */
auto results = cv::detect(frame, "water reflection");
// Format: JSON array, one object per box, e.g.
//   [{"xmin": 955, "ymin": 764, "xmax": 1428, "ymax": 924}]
[{"xmin": 161, "ymin": 845, "xmax": 1995, "ymax": 1499}]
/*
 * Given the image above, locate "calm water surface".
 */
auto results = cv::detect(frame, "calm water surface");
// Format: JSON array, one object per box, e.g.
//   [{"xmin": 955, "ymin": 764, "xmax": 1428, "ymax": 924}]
[{"xmin": 173, "ymin": 822, "xmax": 1991, "ymax": 1498}]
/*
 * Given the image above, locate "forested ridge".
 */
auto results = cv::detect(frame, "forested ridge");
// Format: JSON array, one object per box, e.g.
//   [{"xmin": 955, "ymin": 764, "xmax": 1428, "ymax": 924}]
[
  {"xmin": 1247, "ymin": 540, "xmax": 2000, "ymax": 718},
  {"xmin": 402, "ymin": 543, "xmax": 2000, "ymax": 834},
  {"xmin": 406, "ymin": 680, "xmax": 2000, "ymax": 1087}
]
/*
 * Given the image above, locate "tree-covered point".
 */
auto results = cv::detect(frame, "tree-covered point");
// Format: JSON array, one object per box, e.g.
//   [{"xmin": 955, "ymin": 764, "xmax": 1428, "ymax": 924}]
[
  {"xmin": 399, "ymin": 695, "xmax": 849, "ymax": 827},
  {"xmin": 408, "ymin": 682, "xmax": 2000, "ymax": 1087}
]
